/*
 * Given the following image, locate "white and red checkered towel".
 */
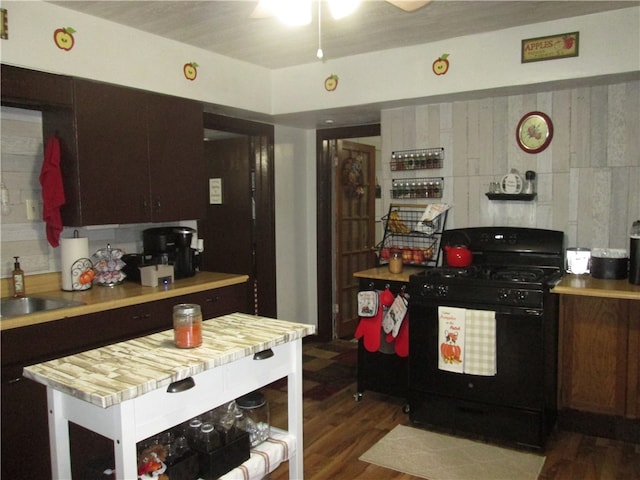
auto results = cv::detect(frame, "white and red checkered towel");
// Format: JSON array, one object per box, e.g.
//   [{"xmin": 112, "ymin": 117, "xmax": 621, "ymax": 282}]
[
  {"xmin": 220, "ymin": 427, "xmax": 294, "ymax": 480},
  {"xmin": 464, "ymin": 309, "xmax": 497, "ymax": 376}
]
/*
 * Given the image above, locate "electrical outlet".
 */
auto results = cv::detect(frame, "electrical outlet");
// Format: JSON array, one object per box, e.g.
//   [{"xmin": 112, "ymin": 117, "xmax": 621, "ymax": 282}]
[{"xmin": 26, "ymin": 199, "xmax": 39, "ymax": 220}]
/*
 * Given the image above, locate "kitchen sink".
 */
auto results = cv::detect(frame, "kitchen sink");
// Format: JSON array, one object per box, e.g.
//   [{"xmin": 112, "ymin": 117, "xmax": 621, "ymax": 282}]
[{"xmin": 0, "ymin": 296, "xmax": 85, "ymax": 319}]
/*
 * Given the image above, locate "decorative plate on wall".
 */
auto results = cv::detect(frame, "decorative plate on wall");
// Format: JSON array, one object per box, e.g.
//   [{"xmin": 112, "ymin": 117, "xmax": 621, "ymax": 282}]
[{"xmin": 516, "ymin": 111, "xmax": 553, "ymax": 153}]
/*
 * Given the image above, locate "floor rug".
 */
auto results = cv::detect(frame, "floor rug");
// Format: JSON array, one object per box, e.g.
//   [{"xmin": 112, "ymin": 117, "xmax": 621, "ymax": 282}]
[
  {"xmin": 359, "ymin": 424, "xmax": 546, "ymax": 480},
  {"xmin": 268, "ymin": 340, "xmax": 357, "ymax": 402}
]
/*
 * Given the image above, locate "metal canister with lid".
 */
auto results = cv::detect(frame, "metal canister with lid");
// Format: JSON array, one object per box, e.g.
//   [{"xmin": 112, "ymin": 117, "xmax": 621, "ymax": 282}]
[
  {"xmin": 173, "ymin": 303, "xmax": 203, "ymax": 348},
  {"xmin": 236, "ymin": 391, "xmax": 270, "ymax": 447}
]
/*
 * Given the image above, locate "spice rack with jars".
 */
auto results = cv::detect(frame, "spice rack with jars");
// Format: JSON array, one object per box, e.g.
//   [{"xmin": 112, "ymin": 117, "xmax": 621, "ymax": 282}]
[
  {"xmin": 391, "ymin": 148, "xmax": 444, "ymax": 171},
  {"xmin": 391, "ymin": 177, "xmax": 443, "ymax": 199},
  {"xmin": 377, "ymin": 203, "xmax": 448, "ymax": 268}
]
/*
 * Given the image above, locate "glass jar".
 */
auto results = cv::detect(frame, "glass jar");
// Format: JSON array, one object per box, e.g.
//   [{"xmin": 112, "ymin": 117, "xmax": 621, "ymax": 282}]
[
  {"xmin": 173, "ymin": 304, "xmax": 202, "ymax": 348},
  {"xmin": 236, "ymin": 391, "xmax": 270, "ymax": 447},
  {"xmin": 186, "ymin": 417, "xmax": 203, "ymax": 447},
  {"xmin": 194, "ymin": 422, "xmax": 221, "ymax": 453},
  {"xmin": 388, "ymin": 249, "xmax": 403, "ymax": 274}
]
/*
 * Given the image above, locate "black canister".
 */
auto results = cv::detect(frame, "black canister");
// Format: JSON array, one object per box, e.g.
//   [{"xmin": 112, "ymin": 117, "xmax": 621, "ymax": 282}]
[{"xmin": 630, "ymin": 220, "xmax": 640, "ymax": 285}]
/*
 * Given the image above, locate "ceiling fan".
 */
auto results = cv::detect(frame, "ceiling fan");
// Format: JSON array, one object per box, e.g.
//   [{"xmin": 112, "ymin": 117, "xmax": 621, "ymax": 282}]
[{"xmin": 251, "ymin": 0, "xmax": 432, "ymax": 24}]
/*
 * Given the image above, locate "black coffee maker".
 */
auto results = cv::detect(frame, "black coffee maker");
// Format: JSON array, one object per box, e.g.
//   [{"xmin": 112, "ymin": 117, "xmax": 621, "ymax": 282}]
[{"xmin": 143, "ymin": 226, "xmax": 197, "ymax": 279}]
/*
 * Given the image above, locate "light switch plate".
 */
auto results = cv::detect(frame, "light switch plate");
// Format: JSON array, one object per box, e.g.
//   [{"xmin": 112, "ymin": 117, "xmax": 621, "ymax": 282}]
[{"xmin": 26, "ymin": 199, "xmax": 39, "ymax": 220}]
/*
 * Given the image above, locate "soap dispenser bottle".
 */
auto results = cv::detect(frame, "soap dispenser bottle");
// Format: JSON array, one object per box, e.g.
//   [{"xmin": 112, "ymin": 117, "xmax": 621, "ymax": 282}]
[{"xmin": 12, "ymin": 256, "xmax": 25, "ymax": 298}]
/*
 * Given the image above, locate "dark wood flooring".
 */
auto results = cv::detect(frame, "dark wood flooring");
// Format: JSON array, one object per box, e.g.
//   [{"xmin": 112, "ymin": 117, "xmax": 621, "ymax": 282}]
[{"xmin": 264, "ymin": 340, "xmax": 640, "ymax": 480}]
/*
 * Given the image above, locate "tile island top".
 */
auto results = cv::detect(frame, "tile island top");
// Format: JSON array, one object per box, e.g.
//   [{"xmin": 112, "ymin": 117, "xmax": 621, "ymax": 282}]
[{"xmin": 23, "ymin": 313, "xmax": 315, "ymax": 409}]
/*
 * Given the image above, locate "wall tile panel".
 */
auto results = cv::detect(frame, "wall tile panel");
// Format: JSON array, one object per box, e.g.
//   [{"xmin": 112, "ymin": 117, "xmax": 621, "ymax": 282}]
[
  {"xmin": 452, "ymin": 102, "xmax": 468, "ymax": 178},
  {"xmin": 590, "ymin": 85, "xmax": 609, "ymax": 168},
  {"xmin": 625, "ymin": 82, "xmax": 640, "ymax": 166},
  {"xmin": 492, "ymin": 96, "xmax": 509, "ymax": 177},
  {"xmin": 381, "ymin": 80, "xmax": 639, "ymax": 256}
]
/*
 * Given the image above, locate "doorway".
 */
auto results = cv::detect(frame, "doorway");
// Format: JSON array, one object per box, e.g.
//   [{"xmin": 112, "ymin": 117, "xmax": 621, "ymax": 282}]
[
  {"xmin": 199, "ymin": 113, "xmax": 277, "ymax": 318},
  {"xmin": 316, "ymin": 124, "xmax": 381, "ymax": 341},
  {"xmin": 334, "ymin": 139, "xmax": 377, "ymax": 338}
]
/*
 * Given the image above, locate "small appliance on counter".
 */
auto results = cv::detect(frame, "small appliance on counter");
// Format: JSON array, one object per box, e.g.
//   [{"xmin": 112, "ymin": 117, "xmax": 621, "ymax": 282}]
[
  {"xmin": 139, "ymin": 264, "xmax": 174, "ymax": 287},
  {"xmin": 143, "ymin": 226, "xmax": 198, "ymax": 279},
  {"xmin": 565, "ymin": 247, "xmax": 591, "ymax": 274},
  {"xmin": 121, "ymin": 253, "xmax": 152, "ymax": 283},
  {"xmin": 590, "ymin": 248, "xmax": 629, "ymax": 280}
]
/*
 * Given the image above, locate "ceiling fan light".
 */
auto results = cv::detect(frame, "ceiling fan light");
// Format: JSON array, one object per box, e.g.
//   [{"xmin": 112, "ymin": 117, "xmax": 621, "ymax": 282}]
[
  {"xmin": 260, "ymin": 0, "xmax": 312, "ymax": 26},
  {"xmin": 328, "ymin": 0, "xmax": 361, "ymax": 19}
]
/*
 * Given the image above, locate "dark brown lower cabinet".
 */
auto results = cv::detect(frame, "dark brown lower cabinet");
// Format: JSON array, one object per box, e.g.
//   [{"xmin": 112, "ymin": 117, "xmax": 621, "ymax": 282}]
[
  {"xmin": 1, "ymin": 283, "xmax": 248, "ymax": 480},
  {"xmin": 558, "ymin": 295, "xmax": 640, "ymax": 443}
]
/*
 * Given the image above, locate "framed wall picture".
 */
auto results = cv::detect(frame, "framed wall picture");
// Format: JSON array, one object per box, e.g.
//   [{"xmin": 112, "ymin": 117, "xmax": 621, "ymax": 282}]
[
  {"xmin": 516, "ymin": 111, "xmax": 554, "ymax": 154},
  {"xmin": 521, "ymin": 32, "xmax": 579, "ymax": 63}
]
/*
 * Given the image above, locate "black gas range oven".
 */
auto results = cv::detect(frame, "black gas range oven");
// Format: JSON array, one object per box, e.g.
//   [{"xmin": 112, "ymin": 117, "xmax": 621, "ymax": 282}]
[{"xmin": 408, "ymin": 227, "xmax": 564, "ymax": 449}]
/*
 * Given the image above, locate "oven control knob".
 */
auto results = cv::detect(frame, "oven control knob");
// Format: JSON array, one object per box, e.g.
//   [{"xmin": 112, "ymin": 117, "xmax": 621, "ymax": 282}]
[
  {"xmin": 516, "ymin": 290, "xmax": 527, "ymax": 302},
  {"xmin": 419, "ymin": 283, "xmax": 432, "ymax": 296},
  {"xmin": 436, "ymin": 284, "xmax": 448, "ymax": 297},
  {"xmin": 498, "ymin": 288, "xmax": 509, "ymax": 301}
]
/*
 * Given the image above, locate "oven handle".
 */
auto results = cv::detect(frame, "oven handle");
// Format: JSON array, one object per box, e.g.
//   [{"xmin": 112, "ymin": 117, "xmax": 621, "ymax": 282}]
[{"xmin": 410, "ymin": 302, "xmax": 545, "ymax": 316}]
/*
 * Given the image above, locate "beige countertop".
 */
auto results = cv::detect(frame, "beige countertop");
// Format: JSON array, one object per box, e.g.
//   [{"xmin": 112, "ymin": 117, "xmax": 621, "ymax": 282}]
[
  {"xmin": 1, "ymin": 271, "xmax": 249, "ymax": 331},
  {"xmin": 552, "ymin": 274, "xmax": 640, "ymax": 300},
  {"xmin": 23, "ymin": 312, "xmax": 316, "ymax": 408},
  {"xmin": 353, "ymin": 266, "xmax": 425, "ymax": 283}
]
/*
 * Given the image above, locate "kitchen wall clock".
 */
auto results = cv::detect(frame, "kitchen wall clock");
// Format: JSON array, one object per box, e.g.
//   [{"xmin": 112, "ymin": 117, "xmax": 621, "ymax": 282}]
[{"xmin": 516, "ymin": 111, "xmax": 553, "ymax": 153}]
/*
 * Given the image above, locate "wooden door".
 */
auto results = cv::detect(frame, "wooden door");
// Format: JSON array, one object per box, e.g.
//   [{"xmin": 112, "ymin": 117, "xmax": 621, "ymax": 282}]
[
  {"xmin": 335, "ymin": 140, "xmax": 377, "ymax": 338},
  {"xmin": 199, "ymin": 137, "xmax": 254, "ymax": 311},
  {"xmin": 200, "ymin": 113, "xmax": 277, "ymax": 318}
]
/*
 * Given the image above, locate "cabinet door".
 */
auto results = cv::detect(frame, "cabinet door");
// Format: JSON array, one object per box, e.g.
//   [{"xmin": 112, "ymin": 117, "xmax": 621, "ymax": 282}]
[
  {"xmin": 68, "ymin": 79, "xmax": 150, "ymax": 225},
  {"xmin": 1, "ymin": 367, "xmax": 50, "ymax": 480},
  {"xmin": 147, "ymin": 93, "xmax": 206, "ymax": 222},
  {"xmin": 627, "ymin": 309, "xmax": 640, "ymax": 419},
  {"xmin": 559, "ymin": 296, "xmax": 628, "ymax": 416},
  {"xmin": 184, "ymin": 283, "xmax": 250, "ymax": 319}
]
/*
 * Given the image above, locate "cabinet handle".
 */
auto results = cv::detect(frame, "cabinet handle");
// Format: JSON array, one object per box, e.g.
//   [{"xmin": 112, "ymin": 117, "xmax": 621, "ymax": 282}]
[
  {"xmin": 155, "ymin": 196, "xmax": 161, "ymax": 213},
  {"xmin": 204, "ymin": 296, "xmax": 221, "ymax": 303},
  {"xmin": 167, "ymin": 377, "xmax": 195, "ymax": 393},
  {"xmin": 253, "ymin": 349, "xmax": 274, "ymax": 360},
  {"xmin": 7, "ymin": 377, "xmax": 23, "ymax": 385}
]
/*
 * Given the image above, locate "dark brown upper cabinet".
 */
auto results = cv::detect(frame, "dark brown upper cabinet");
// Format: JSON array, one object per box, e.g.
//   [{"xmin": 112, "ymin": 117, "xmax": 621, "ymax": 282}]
[
  {"xmin": 1, "ymin": 64, "xmax": 73, "ymax": 108},
  {"xmin": 43, "ymin": 78, "xmax": 206, "ymax": 226}
]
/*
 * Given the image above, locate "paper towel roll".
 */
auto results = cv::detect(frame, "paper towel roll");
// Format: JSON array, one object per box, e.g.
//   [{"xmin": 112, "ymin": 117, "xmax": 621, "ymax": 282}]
[{"xmin": 61, "ymin": 237, "xmax": 89, "ymax": 291}]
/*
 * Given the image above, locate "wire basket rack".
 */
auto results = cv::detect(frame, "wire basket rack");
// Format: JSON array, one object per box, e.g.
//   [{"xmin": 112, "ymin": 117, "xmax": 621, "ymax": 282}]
[{"xmin": 377, "ymin": 204, "xmax": 448, "ymax": 267}]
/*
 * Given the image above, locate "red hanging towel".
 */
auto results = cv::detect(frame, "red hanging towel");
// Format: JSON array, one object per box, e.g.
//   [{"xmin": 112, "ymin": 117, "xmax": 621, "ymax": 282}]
[{"xmin": 39, "ymin": 136, "xmax": 65, "ymax": 247}]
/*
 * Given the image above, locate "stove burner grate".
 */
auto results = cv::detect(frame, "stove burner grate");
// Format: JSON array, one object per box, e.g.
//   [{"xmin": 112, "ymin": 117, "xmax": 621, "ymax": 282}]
[
  {"xmin": 423, "ymin": 266, "xmax": 478, "ymax": 279},
  {"xmin": 490, "ymin": 268, "xmax": 546, "ymax": 282}
]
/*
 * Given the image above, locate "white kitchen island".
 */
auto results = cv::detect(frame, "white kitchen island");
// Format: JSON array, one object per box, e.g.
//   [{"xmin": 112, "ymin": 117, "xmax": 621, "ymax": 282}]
[{"xmin": 23, "ymin": 312, "xmax": 315, "ymax": 480}]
